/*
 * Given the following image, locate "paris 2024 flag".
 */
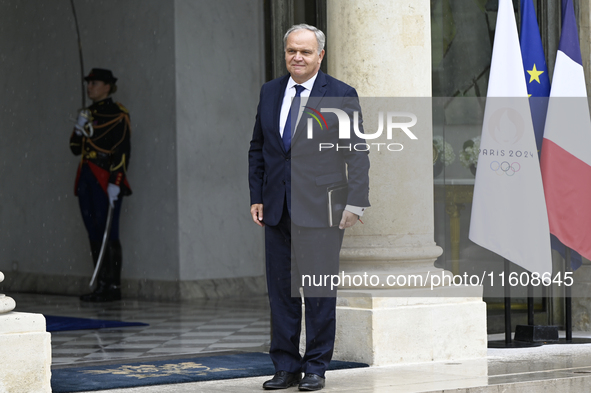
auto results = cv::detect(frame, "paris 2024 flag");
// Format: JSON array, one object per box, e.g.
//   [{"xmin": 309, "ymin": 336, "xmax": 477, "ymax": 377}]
[
  {"xmin": 469, "ymin": 0, "xmax": 552, "ymax": 276},
  {"xmin": 541, "ymin": 0, "xmax": 591, "ymax": 261}
]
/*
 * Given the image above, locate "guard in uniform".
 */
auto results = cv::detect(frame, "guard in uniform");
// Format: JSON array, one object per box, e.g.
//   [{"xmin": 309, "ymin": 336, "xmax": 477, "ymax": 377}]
[{"xmin": 70, "ymin": 68, "xmax": 131, "ymax": 302}]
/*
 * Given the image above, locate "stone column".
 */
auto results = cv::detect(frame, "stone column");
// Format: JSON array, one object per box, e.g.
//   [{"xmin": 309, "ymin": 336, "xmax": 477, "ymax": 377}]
[
  {"xmin": 0, "ymin": 271, "xmax": 51, "ymax": 392},
  {"xmin": 327, "ymin": 0, "xmax": 487, "ymax": 365}
]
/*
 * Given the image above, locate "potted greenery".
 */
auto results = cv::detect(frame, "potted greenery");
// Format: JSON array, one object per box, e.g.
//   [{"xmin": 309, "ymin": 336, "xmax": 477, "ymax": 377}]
[{"xmin": 432, "ymin": 136, "xmax": 455, "ymax": 177}]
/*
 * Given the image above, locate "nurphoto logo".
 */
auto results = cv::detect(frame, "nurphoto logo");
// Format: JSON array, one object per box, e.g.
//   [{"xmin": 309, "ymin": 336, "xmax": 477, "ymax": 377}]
[{"xmin": 306, "ymin": 109, "xmax": 418, "ymax": 152}]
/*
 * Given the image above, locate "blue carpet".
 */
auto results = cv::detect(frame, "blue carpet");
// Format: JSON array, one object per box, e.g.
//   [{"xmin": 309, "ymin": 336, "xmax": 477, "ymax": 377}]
[
  {"xmin": 51, "ymin": 352, "xmax": 369, "ymax": 392},
  {"xmin": 44, "ymin": 315, "xmax": 148, "ymax": 332}
]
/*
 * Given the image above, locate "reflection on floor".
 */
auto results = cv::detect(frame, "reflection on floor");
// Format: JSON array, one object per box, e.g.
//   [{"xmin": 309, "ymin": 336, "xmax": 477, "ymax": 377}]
[{"xmin": 12, "ymin": 293, "xmax": 271, "ymax": 366}]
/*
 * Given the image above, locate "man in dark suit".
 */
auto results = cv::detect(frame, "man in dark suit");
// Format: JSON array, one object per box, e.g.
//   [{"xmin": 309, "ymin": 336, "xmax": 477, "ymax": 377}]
[{"xmin": 248, "ymin": 24, "xmax": 369, "ymax": 391}]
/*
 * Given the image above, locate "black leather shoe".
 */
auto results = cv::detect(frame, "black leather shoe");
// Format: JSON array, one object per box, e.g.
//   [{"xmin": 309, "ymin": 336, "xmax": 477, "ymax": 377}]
[
  {"xmin": 80, "ymin": 284, "xmax": 121, "ymax": 302},
  {"xmin": 298, "ymin": 373, "xmax": 325, "ymax": 391},
  {"xmin": 263, "ymin": 371, "xmax": 302, "ymax": 390}
]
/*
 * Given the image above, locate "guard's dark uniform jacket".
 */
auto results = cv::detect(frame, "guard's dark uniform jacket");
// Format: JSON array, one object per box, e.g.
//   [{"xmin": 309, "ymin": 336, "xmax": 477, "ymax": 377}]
[{"xmin": 70, "ymin": 97, "xmax": 132, "ymax": 195}]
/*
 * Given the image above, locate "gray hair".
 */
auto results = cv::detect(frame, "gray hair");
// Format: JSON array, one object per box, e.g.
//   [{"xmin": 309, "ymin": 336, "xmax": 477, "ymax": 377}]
[{"xmin": 283, "ymin": 24, "xmax": 325, "ymax": 54}]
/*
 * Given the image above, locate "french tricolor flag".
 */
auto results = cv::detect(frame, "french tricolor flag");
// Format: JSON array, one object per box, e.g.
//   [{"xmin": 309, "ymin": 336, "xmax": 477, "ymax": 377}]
[{"xmin": 541, "ymin": 0, "xmax": 591, "ymax": 261}]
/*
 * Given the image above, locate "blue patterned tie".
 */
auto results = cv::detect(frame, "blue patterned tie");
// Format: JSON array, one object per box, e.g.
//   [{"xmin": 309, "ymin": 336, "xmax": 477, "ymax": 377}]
[{"xmin": 283, "ymin": 85, "xmax": 305, "ymax": 151}]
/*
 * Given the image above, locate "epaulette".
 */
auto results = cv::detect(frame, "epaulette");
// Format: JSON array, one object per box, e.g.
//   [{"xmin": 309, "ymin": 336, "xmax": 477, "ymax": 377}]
[{"xmin": 116, "ymin": 102, "xmax": 129, "ymax": 114}]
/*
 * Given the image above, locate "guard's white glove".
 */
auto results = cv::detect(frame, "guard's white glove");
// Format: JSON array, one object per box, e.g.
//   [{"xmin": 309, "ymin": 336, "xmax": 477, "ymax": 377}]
[
  {"xmin": 107, "ymin": 183, "xmax": 120, "ymax": 207},
  {"xmin": 74, "ymin": 109, "xmax": 91, "ymax": 135}
]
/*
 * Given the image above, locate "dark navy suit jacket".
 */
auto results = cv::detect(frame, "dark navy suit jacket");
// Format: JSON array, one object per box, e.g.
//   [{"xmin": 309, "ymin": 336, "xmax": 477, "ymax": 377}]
[{"xmin": 248, "ymin": 70, "xmax": 370, "ymax": 227}]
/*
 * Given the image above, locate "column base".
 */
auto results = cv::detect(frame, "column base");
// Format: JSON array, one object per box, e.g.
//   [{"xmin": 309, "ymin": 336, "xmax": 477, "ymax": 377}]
[
  {"xmin": 0, "ymin": 312, "xmax": 51, "ymax": 393},
  {"xmin": 334, "ymin": 285, "xmax": 487, "ymax": 366},
  {"xmin": 0, "ymin": 294, "xmax": 15, "ymax": 313}
]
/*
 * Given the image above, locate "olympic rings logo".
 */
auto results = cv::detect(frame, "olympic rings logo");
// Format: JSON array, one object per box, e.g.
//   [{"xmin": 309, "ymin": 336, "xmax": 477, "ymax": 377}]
[{"xmin": 490, "ymin": 161, "xmax": 520, "ymax": 176}]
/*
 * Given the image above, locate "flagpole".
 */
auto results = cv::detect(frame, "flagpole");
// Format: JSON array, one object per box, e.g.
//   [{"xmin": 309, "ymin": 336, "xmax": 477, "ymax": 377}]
[
  {"xmin": 512, "ymin": 271, "xmax": 559, "ymax": 345},
  {"xmin": 488, "ymin": 260, "xmax": 541, "ymax": 348},
  {"xmin": 504, "ymin": 259, "xmax": 512, "ymax": 345},
  {"xmin": 527, "ymin": 278, "xmax": 534, "ymax": 326},
  {"xmin": 564, "ymin": 246, "xmax": 574, "ymax": 342}
]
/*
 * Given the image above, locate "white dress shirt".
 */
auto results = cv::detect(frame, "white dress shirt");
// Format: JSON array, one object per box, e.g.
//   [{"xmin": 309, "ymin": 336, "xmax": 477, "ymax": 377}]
[{"xmin": 279, "ymin": 74, "xmax": 317, "ymax": 138}]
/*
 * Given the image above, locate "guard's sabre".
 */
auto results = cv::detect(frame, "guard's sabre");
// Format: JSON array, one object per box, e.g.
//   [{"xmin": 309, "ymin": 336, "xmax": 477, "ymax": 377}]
[
  {"xmin": 70, "ymin": 0, "xmax": 86, "ymax": 108},
  {"xmin": 71, "ymin": 0, "xmax": 103, "ymax": 288},
  {"xmin": 89, "ymin": 203, "xmax": 114, "ymax": 287}
]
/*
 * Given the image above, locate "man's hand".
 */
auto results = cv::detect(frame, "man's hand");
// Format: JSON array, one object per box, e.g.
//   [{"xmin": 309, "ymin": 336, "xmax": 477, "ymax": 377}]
[
  {"xmin": 251, "ymin": 204, "xmax": 264, "ymax": 227},
  {"xmin": 339, "ymin": 210, "xmax": 358, "ymax": 230}
]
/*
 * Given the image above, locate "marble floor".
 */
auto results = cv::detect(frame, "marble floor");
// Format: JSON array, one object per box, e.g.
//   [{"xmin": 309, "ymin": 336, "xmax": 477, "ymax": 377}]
[
  {"xmin": 82, "ymin": 339, "xmax": 591, "ymax": 393},
  {"xmin": 12, "ymin": 292, "xmax": 271, "ymax": 366},
  {"xmin": 12, "ymin": 292, "xmax": 591, "ymax": 392}
]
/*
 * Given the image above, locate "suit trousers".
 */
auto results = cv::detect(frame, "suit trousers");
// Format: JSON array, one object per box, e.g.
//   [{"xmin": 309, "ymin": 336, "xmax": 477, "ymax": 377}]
[{"xmin": 265, "ymin": 202, "xmax": 344, "ymax": 377}]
